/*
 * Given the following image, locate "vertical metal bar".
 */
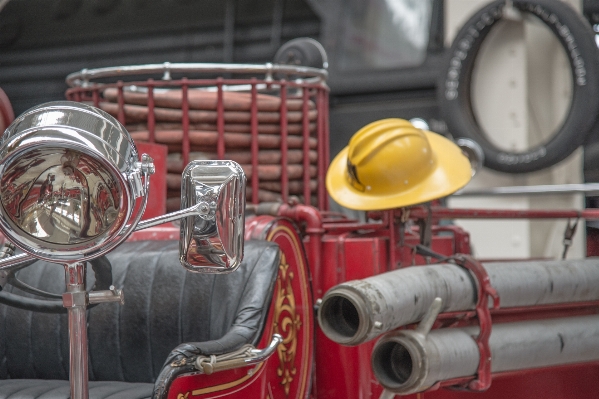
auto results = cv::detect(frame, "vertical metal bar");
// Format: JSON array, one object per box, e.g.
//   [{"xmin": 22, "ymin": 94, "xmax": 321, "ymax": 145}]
[
  {"xmin": 250, "ymin": 78, "xmax": 259, "ymax": 204},
  {"xmin": 316, "ymin": 88, "xmax": 325, "ymax": 210},
  {"xmin": 68, "ymin": 304, "xmax": 88, "ymax": 399},
  {"xmin": 92, "ymin": 88, "xmax": 99, "ymax": 108},
  {"xmin": 147, "ymin": 79, "xmax": 156, "ymax": 144},
  {"xmin": 74, "ymin": 90, "xmax": 82, "ymax": 103},
  {"xmin": 217, "ymin": 78, "xmax": 225, "ymax": 159},
  {"xmin": 279, "ymin": 80, "xmax": 288, "ymax": 202},
  {"xmin": 182, "ymin": 78, "xmax": 190, "ymax": 166},
  {"xmin": 117, "ymin": 81, "xmax": 125, "ymax": 125},
  {"xmin": 64, "ymin": 262, "xmax": 89, "ymax": 399},
  {"xmin": 302, "ymin": 86, "xmax": 311, "ymax": 205}
]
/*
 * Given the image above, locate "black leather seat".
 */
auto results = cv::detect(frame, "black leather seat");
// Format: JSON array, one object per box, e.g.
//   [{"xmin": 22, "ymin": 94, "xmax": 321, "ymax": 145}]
[{"xmin": 0, "ymin": 239, "xmax": 280, "ymax": 399}]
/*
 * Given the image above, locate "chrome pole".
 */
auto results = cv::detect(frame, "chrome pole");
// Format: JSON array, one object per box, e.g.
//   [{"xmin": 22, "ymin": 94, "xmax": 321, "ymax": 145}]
[{"xmin": 63, "ymin": 262, "xmax": 89, "ymax": 399}]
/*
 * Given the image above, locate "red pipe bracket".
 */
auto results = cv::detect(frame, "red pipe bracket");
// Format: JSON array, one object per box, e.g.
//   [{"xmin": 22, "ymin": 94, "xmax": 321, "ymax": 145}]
[{"xmin": 449, "ymin": 254, "xmax": 500, "ymax": 391}]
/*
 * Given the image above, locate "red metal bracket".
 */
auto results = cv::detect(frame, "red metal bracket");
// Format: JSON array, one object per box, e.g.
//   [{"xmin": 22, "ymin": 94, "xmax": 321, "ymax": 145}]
[
  {"xmin": 427, "ymin": 254, "xmax": 500, "ymax": 393},
  {"xmin": 454, "ymin": 254, "xmax": 500, "ymax": 391}
]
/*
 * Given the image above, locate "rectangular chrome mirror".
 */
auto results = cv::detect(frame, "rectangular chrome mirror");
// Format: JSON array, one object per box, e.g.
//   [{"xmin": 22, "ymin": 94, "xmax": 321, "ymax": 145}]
[{"xmin": 180, "ymin": 160, "xmax": 246, "ymax": 273}]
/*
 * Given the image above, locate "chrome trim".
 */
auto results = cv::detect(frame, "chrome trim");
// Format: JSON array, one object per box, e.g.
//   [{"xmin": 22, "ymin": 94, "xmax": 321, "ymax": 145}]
[
  {"xmin": 88, "ymin": 286, "xmax": 124, "ymax": 305},
  {"xmin": 455, "ymin": 183, "xmax": 599, "ymax": 197},
  {"xmin": 194, "ymin": 334, "xmax": 283, "ymax": 375},
  {"xmin": 134, "ymin": 204, "xmax": 202, "ymax": 231},
  {"xmin": 0, "ymin": 253, "xmax": 36, "ymax": 272},
  {"xmin": 456, "ymin": 138, "xmax": 484, "ymax": 177},
  {"xmin": 179, "ymin": 160, "xmax": 246, "ymax": 273},
  {"xmin": 62, "ymin": 262, "xmax": 89, "ymax": 399},
  {"xmin": 0, "ymin": 101, "xmax": 150, "ymax": 262},
  {"xmin": 248, "ymin": 333, "xmax": 283, "ymax": 363},
  {"xmin": 0, "ymin": 101, "xmax": 137, "ymax": 170},
  {"xmin": 66, "ymin": 62, "xmax": 328, "ymax": 87}
]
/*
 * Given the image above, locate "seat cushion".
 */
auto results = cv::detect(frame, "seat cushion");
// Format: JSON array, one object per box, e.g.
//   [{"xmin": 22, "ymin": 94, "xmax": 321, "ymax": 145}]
[
  {"xmin": 0, "ymin": 380, "xmax": 153, "ymax": 399},
  {"xmin": 0, "ymin": 239, "xmax": 280, "ymax": 397}
]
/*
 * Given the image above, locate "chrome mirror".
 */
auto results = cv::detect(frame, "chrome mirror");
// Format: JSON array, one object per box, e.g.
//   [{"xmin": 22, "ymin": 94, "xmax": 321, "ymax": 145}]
[
  {"xmin": 179, "ymin": 160, "xmax": 246, "ymax": 273},
  {"xmin": 456, "ymin": 138, "xmax": 485, "ymax": 177},
  {"xmin": 0, "ymin": 101, "xmax": 153, "ymax": 263}
]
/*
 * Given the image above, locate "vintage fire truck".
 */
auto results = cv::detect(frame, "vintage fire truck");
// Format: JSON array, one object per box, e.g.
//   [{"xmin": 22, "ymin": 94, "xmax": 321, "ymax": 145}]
[{"xmin": 2, "ymin": 1, "xmax": 599, "ymax": 399}]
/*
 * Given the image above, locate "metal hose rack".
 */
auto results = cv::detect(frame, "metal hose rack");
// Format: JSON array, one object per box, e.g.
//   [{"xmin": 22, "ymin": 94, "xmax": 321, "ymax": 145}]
[{"xmin": 66, "ymin": 62, "xmax": 330, "ymax": 211}]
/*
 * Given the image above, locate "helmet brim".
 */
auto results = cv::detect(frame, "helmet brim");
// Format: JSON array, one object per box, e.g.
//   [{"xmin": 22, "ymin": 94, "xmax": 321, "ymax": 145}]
[{"xmin": 326, "ymin": 131, "xmax": 472, "ymax": 211}]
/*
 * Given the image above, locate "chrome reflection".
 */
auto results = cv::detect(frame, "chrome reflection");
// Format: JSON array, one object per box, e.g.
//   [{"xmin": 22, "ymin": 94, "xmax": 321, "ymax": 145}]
[
  {"xmin": 180, "ymin": 160, "xmax": 245, "ymax": 273},
  {"xmin": 456, "ymin": 138, "xmax": 485, "ymax": 177},
  {"xmin": 1, "ymin": 147, "xmax": 121, "ymax": 245},
  {"xmin": 0, "ymin": 101, "xmax": 147, "ymax": 261}
]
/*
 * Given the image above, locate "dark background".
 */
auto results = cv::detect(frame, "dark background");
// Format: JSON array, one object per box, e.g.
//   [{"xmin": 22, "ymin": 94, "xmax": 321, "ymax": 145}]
[
  {"xmin": 0, "ymin": 0, "xmax": 598, "ymax": 161},
  {"xmin": 0, "ymin": 0, "xmax": 446, "ymax": 160}
]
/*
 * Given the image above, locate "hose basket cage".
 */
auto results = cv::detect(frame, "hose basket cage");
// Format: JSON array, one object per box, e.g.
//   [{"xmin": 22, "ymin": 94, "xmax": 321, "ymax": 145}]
[{"xmin": 65, "ymin": 63, "xmax": 330, "ymax": 212}]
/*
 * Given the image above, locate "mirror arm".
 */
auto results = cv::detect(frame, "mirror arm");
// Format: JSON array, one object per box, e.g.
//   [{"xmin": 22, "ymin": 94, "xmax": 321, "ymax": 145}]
[{"xmin": 133, "ymin": 203, "xmax": 202, "ymax": 232}]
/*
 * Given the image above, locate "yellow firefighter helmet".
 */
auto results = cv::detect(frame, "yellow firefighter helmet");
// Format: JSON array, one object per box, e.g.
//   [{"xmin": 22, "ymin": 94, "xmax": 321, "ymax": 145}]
[{"xmin": 326, "ymin": 118, "xmax": 472, "ymax": 211}]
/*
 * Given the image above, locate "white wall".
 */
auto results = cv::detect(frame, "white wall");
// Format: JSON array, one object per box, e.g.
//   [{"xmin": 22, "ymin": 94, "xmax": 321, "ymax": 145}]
[{"xmin": 445, "ymin": 0, "xmax": 585, "ymax": 260}]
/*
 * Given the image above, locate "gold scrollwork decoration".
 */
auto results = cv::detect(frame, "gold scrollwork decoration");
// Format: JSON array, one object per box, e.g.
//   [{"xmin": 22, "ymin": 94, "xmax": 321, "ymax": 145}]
[
  {"xmin": 274, "ymin": 252, "xmax": 302, "ymax": 396},
  {"xmin": 177, "ymin": 393, "xmax": 190, "ymax": 399}
]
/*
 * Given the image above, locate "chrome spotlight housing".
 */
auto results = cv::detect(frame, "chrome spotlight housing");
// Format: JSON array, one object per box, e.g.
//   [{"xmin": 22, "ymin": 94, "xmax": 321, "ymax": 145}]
[{"xmin": 0, "ymin": 101, "xmax": 151, "ymax": 262}]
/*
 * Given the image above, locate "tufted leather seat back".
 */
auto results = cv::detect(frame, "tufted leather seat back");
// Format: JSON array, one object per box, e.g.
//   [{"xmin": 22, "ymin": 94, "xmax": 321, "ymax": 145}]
[{"xmin": 0, "ymin": 240, "xmax": 280, "ymax": 383}]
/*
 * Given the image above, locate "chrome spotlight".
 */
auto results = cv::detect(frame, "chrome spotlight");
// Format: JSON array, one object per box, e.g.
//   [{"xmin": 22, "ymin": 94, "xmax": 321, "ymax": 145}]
[{"xmin": 0, "ymin": 101, "xmax": 152, "ymax": 262}]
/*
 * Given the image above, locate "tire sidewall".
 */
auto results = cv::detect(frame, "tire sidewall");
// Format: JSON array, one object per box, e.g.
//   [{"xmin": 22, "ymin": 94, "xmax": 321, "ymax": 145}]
[{"xmin": 439, "ymin": 0, "xmax": 599, "ymax": 173}]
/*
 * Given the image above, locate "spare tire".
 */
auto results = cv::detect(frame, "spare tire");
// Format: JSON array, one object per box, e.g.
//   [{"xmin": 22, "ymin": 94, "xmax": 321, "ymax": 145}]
[
  {"xmin": 439, "ymin": 0, "xmax": 599, "ymax": 173},
  {"xmin": 274, "ymin": 37, "xmax": 328, "ymax": 69}
]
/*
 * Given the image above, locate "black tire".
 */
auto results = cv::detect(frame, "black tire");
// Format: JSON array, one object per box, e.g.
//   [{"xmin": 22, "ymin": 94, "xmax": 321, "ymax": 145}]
[{"xmin": 439, "ymin": 0, "xmax": 599, "ymax": 173}]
